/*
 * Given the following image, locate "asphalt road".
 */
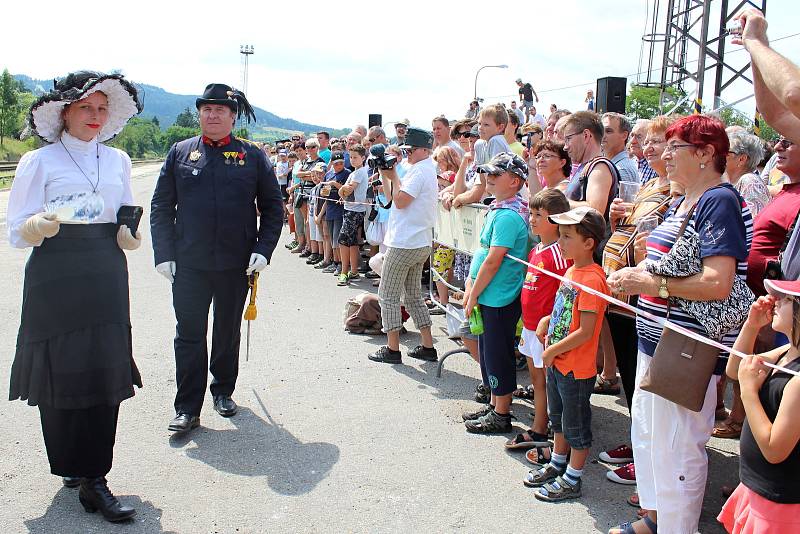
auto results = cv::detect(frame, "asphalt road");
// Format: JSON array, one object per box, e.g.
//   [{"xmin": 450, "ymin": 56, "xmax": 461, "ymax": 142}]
[{"xmin": 0, "ymin": 163, "xmax": 737, "ymax": 533}]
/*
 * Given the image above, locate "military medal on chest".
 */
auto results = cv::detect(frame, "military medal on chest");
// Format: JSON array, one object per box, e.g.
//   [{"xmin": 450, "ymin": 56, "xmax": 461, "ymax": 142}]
[
  {"xmin": 189, "ymin": 150, "xmax": 201, "ymax": 162},
  {"xmin": 238, "ymin": 152, "xmax": 246, "ymax": 166}
]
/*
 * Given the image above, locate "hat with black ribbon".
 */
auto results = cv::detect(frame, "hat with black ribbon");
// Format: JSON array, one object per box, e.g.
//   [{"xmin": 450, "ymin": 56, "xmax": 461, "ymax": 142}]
[
  {"xmin": 24, "ymin": 71, "xmax": 143, "ymax": 143},
  {"xmin": 196, "ymin": 83, "xmax": 257, "ymax": 124},
  {"xmin": 399, "ymin": 127, "xmax": 434, "ymax": 150}
]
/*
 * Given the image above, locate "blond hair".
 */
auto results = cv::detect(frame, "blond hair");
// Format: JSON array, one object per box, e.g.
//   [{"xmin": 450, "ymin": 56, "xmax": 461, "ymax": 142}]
[{"xmin": 478, "ymin": 103, "xmax": 509, "ymax": 128}]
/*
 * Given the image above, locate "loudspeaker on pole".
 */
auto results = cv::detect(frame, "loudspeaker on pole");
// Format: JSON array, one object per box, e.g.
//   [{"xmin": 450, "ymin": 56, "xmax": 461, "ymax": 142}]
[{"xmin": 368, "ymin": 114, "xmax": 383, "ymax": 128}]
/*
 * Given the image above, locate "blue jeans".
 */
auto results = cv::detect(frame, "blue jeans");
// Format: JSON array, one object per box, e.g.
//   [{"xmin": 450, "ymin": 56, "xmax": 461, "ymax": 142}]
[{"xmin": 547, "ymin": 366, "xmax": 594, "ymax": 449}]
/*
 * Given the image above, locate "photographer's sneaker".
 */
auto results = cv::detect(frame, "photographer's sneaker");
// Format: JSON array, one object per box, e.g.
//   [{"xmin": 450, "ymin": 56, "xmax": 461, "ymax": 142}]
[
  {"xmin": 606, "ymin": 462, "xmax": 636, "ymax": 485},
  {"xmin": 599, "ymin": 444, "xmax": 634, "ymax": 464}
]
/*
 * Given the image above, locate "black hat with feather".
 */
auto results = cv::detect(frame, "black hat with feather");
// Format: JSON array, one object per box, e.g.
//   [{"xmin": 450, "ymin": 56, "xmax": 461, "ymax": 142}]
[
  {"xmin": 196, "ymin": 83, "xmax": 257, "ymax": 124},
  {"xmin": 25, "ymin": 71, "xmax": 143, "ymax": 143}
]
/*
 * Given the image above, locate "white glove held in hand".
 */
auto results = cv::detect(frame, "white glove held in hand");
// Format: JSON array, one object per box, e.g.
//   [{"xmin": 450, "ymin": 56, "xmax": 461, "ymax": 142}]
[
  {"xmin": 156, "ymin": 261, "xmax": 176, "ymax": 283},
  {"xmin": 19, "ymin": 212, "xmax": 60, "ymax": 244},
  {"xmin": 117, "ymin": 225, "xmax": 141, "ymax": 251},
  {"xmin": 246, "ymin": 253, "xmax": 268, "ymax": 275}
]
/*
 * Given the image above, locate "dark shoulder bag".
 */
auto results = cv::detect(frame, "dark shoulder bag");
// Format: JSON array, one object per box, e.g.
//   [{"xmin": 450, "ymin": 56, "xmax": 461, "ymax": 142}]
[{"xmin": 640, "ymin": 203, "xmax": 720, "ymax": 412}]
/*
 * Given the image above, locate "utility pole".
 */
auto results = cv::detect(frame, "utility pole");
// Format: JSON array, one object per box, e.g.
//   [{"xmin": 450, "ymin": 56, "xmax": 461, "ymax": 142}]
[{"xmin": 240, "ymin": 45, "xmax": 254, "ymax": 95}]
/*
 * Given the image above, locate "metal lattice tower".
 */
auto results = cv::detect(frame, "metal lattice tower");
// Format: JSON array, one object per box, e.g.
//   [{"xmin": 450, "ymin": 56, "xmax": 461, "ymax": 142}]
[
  {"xmin": 240, "ymin": 45, "xmax": 254, "ymax": 95},
  {"xmin": 638, "ymin": 0, "xmax": 767, "ymax": 113}
]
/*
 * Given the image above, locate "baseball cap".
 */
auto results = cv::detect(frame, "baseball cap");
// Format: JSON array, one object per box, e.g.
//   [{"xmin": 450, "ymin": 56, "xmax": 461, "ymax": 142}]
[
  {"xmin": 548, "ymin": 206, "xmax": 606, "ymax": 243},
  {"xmin": 476, "ymin": 152, "xmax": 528, "ymax": 180},
  {"xmin": 278, "ymin": 149, "xmax": 287, "ymax": 155},
  {"xmin": 330, "ymin": 151, "xmax": 345, "ymax": 163},
  {"xmin": 469, "ymin": 123, "xmax": 480, "ymax": 137},
  {"xmin": 515, "ymin": 78, "xmax": 523, "ymax": 84},
  {"xmin": 395, "ymin": 119, "xmax": 410, "ymax": 127},
  {"xmin": 764, "ymin": 279, "xmax": 800, "ymax": 299},
  {"xmin": 312, "ymin": 162, "xmax": 327, "ymax": 173},
  {"xmin": 399, "ymin": 127, "xmax": 434, "ymax": 150}
]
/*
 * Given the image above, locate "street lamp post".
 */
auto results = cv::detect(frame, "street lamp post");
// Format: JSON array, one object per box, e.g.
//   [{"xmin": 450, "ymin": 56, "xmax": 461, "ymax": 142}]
[{"xmin": 474, "ymin": 64, "xmax": 508, "ymax": 100}]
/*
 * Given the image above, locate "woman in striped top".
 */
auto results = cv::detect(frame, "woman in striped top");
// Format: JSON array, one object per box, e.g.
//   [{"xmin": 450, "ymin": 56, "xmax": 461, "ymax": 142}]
[{"xmin": 607, "ymin": 115, "xmax": 753, "ymax": 534}]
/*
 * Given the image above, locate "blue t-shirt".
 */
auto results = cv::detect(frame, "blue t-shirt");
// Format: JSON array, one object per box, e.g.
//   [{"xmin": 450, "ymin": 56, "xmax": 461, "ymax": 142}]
[
  {"xmin": 469, "ymin": 208, "xmax": 530, "ymax": 307},
  {"xmin": 323, "ymin": 168, "xmax": 351, "ymax": 220},
  {"xmin": 636, "ymin": 183, "xmax": 753, "ymax": 373},
  {"xmin": 319, "ymin": 148, "xmax": 332, "ymax": 164}
]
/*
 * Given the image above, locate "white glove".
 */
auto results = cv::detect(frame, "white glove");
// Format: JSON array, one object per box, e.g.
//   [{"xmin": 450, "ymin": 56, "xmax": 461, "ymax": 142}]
[
  {"xmin": 156, "ymin": 261, "xmax": 176, "ymax": 283},
  {"xmin": 246, "ymin": 253, "xmax": 268, "ymax": 275},
  {"xmin": 116, "ymin": 225, "xmax": 141, "ymax": 251},
  {"xmin": 19, "ymin": 212, "xmax": 60, "ymax": 244}
]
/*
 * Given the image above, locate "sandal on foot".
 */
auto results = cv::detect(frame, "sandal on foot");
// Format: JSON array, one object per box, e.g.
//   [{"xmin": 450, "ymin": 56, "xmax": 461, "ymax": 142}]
[
  {"xmin": 534, "ymin": 475, "xmax": 581, "ymax": 502},
  {"xmin": 712, "ymin": 418, "xmax": 743, "ymax": 439},
  {"xmin": 609, "ymin": 516, "xmax": 657, "ymax": 534},
  {"xmin": 505, "ymin": 430, "xmax": 550, "ymax": 450},
  {"xmin": 523, "ymin": 462, "xmax": 563, "ymax": 487},
  {"xmin": 626, "ymin": 492, "xmax": 640, "ymax": 508},
  {"xmin": 512, "ymin": 384, "xmax": 535, "ymax": 400},
  {"xmin": 525, "ymin": 444, "xmax": 553, "ymax": 466},
  {"xmin": 593, "ymin": 375, "xmax": 621, "ymax": 395}
]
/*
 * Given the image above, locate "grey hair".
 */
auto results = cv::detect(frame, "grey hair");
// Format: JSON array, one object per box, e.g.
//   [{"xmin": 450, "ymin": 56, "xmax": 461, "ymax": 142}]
[
  {"xmin": 728, "ymin": 131, "xmax": 765, "ymax": 173},
  {"xmin": 602, "ymin": 112, "xmax": 632, "ymax": 134},
  {"xmin": 633, "ymin": 119, "xmax": 651, "ymax": 130}
]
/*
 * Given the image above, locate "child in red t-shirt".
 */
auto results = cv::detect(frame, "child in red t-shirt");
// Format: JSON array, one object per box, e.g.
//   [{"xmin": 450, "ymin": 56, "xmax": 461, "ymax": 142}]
[{"xmin": 507, "ymin": 189, "xmax": 572, "ymax": 454}]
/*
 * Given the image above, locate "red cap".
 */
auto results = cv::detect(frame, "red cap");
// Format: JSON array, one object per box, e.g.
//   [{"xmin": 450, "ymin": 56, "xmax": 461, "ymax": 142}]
[{"xmin": 764, "ymin": 278, "xmax": 800, "ymax": 299}]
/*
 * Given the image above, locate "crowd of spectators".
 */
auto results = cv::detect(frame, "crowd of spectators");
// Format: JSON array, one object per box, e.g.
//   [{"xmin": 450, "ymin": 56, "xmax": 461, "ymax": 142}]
[{"xmin": 257, "ymin": 9, "xmax": 799, "ymax": 532}]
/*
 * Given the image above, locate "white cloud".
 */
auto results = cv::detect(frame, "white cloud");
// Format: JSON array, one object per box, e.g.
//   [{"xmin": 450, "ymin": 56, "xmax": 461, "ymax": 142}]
[{"xmin": 3, "ymin": 0, "xmax": 798, "ymax": 131}]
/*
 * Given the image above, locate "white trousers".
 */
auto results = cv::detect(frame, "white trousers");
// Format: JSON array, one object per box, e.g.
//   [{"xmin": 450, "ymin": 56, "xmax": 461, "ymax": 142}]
[{"xmin": 630, "ymin": 351, "xmax": 717, "ymax": 534}]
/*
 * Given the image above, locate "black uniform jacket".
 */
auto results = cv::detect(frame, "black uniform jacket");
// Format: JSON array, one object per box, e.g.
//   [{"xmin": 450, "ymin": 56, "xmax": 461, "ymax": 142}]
[{"xmin": 150, "ymin": 135, "xmax": 283, "ymax": 271}]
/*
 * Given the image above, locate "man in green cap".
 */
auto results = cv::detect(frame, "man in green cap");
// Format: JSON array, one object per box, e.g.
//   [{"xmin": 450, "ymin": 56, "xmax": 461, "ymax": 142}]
[{"xmin": 368, "ymin": 127, "xmax": 439, "ymax": 365}]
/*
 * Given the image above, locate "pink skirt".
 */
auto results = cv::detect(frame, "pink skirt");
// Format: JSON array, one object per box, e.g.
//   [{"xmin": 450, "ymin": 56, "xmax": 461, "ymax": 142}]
[{"xmin": 718, "ymin": 483, "xmax": 800, "ymax": 533}]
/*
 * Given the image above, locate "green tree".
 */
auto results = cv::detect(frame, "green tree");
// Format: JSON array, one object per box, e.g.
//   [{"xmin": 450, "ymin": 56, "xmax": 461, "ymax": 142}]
[
  {"xmin": 151, "ymin": 116, "xmax": 160, "ymax": 128},
  {"xmin": 0, "ymin": 68, "xmax": 21, "ymax": 145},
  {"xmin": 161, "ymin": 125, "xmax": 200, "ymax": 150},
  {"xmin": 626, "ymin": 85, "xmax": 691, "ymax": 119},
  {"xmin": 110, "ymin": 117, "xmax": 163, "ymax": 158},
  {"xmin": 175, "ymin": 107, "xmax": 199, "ymax": 128}
]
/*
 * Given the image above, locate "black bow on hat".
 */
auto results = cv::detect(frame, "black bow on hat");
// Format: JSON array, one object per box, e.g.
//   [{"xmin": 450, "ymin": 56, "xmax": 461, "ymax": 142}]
[{"xmin": 196, "ymin": 83, "xmax": 257, "ymax": 124}]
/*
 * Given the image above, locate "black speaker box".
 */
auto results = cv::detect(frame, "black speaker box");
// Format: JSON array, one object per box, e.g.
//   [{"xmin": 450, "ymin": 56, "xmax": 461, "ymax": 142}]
[
  {"xmin": 596, "ymin": 77, "xmax": 627, "ymax": 114},
  {"xmin": 368, "ymin": 114, "xmax": 382, "ymax": 128}
]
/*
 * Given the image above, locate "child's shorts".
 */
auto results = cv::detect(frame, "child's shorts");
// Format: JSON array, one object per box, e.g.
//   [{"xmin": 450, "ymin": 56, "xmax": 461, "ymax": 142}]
[
  {"xmin": 518, "ymin": 327, "xmax": 544, "ymax": 368},
  {"xmin": 327, "ymin": 217, "xmax": 343, "ymax": 248},
  {"xmin": 546, "ymin": 366, "xmax": 593, "ymax": 449},
  {"xmin": 339, "ymin": 210, "xmax": 365, "ymax": 247},
  {"xmin": 432, "ymin": 246, "xmax": 455, "ymax": 277},
  {"xmin": 308, "ymin": 214, "xmax": 321, "ymax": 241}
]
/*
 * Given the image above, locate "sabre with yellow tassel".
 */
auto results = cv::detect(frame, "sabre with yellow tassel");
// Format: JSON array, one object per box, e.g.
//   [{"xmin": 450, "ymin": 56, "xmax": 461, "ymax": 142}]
[{"xmin": 244, "ymin": 272, "xmax": 259, "ymax": 361}]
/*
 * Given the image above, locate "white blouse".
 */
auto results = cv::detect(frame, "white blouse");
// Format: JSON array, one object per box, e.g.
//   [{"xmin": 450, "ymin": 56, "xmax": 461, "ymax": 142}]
[{"xmin": 7, "ymin": 131, "xmax": 133, "ymax": 248}]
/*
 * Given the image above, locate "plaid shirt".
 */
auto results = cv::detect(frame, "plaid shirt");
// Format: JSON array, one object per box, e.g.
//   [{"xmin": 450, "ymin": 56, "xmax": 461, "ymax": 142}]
[{"xmin": 638, "ymin": 157, "xmax": 659, "ymax": 185}]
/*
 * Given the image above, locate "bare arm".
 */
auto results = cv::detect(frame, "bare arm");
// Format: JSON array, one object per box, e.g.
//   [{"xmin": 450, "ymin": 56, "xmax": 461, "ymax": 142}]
[
  {"xmin": 569, "ymin": 165, "xmax": 613, "ymax": 214},
  {"xmin": 741, "ymin": 366, "xmax": 800, "ymax": 464}
]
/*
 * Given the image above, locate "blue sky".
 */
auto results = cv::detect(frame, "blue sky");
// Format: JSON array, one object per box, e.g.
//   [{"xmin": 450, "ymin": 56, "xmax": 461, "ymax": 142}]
[{"xmin": 3, "ymin": 0, "xmax": 798, "ymax": 132}]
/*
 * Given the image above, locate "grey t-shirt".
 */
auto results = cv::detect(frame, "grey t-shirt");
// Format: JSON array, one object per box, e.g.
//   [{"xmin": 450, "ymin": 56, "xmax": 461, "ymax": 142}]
[
  {"xmin": 344, "ymin": 166, "xmax": 370, "ymax": 212},
  {"xmin": 781, "ymin": 221, "xmax": 800, "ymax": 280}
]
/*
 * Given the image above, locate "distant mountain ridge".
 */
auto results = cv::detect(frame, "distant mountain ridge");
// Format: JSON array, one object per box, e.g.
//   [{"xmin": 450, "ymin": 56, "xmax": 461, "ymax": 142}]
[{"xmin": 14, "ymin": 74, "xmax": 339, "ymax": 135}]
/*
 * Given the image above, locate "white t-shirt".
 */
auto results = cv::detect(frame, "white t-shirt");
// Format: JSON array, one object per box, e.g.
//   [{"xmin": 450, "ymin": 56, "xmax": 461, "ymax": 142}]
[
  {"xmin": 447, "ymin": 139, "xmax": 465, "ymax": 156},
  {"xmin": 384, "ymin": 157, "xmax": 438, "ymax": 249},
  {"xmin": 344, "ymin": 166, "xmax": 370, "ymax": 212},
  {"xmin": 532, "ymin": 113, "xmax": 547, "ymax": 129},
  {"xmin": 486, "ymin": 134, "xmax": 512, "ymax": 160}
]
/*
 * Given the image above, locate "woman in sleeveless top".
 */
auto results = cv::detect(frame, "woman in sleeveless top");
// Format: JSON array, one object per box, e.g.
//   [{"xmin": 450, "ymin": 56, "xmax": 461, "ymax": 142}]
[
  {"xmin": 718, "ymin": 278, "xmax": 800, "ymax": 533},
  {"xmin": 7, "ymin": 71, "xmax": 143, "ymax": 522}
]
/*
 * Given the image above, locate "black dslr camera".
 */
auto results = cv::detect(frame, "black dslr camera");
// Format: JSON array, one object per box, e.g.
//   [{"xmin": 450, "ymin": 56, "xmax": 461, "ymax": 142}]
[{"xmin": 366, "ymin": 144, "xmax": 398, "ymax": 171}]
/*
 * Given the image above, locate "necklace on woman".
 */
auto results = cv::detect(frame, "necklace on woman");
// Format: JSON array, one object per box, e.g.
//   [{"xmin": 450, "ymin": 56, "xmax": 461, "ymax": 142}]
[{"xmin": 60, "ymin": 139, "xmax": 100, "ymax": 193}]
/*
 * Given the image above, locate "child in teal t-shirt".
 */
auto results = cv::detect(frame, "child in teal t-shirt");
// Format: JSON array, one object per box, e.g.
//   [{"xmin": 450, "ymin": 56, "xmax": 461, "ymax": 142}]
[{"xmin": 463, "ymin": 153, "xmax": 531, "ymax": 434}]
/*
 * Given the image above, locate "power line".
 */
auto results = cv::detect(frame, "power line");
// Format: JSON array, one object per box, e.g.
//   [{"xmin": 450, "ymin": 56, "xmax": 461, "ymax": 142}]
[{"xmin": 481, "ymin": 31, "xmax": 800, "ymax": 101}]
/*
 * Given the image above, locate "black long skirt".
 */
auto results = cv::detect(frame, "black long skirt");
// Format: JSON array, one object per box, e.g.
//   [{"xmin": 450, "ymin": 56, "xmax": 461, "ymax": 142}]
[{"xmin": 9, "ymin": 223, "xmax": 142, "ymax": 476}]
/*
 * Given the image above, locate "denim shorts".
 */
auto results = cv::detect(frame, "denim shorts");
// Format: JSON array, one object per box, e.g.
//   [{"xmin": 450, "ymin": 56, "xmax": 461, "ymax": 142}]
[{"xmin": 546, "ymin": 366, "xmax": 594, "ymax": 449}]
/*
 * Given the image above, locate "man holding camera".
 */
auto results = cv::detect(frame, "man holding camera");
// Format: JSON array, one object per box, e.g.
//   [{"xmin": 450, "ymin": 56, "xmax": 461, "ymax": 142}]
[{"xmin": 368, "ymin": 127, "xmax": 439, "ymax": 365}]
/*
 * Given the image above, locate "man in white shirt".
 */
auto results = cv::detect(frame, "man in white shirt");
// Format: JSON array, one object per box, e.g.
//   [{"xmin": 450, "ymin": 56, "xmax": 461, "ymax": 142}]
[
  {"xmin": 368, "ymin": 127, "xmax": 439, "ymax": 365},
  {"xmin": 509, "ymin": 101, "xmax": 526, "ymax": 125},
  {"xmin": 529, "ymin": 105, "xmax": 547, "ymax": 130},
  {"xmin": 432, "ymin": 115, "xmax": 465, "ymax": 155}
]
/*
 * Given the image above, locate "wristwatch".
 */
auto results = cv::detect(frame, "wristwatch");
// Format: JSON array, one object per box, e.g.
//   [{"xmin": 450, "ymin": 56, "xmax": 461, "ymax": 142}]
[{"xmin": 658, "ymin": 277, "xmax": 670, "ymax": 299}]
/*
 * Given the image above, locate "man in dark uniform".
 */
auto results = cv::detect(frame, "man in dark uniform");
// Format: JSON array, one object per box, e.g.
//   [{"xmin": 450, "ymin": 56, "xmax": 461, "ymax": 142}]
[{"xmin": 150, "ymin": 83, "xmax": 283, "ymax": 433}]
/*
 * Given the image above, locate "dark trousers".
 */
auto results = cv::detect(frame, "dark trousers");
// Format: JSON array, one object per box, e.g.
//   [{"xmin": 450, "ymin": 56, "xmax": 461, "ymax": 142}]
[
  {"xmin": 607, "ymin": 312, "xmax": 638, "ymax": 412},
  {"xmin": 478, "ymin": 298, "xmax": 522, "ymax": 397},
  {"xmin": 172, "ymin": 267, "xmax": 249, "ymax": 416},
  {"xmin": 38, "ymin": 404, "xmax": 119, "ymax": 478}
]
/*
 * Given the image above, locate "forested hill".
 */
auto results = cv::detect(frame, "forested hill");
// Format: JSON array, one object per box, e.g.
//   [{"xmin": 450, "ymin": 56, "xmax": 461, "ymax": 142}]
[{"xmin": 14, "ymin": 74, "xmax": 337, "ymax": 134}]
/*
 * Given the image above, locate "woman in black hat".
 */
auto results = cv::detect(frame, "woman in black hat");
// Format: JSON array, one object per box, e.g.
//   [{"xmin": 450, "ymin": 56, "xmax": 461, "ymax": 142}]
[{"xmin": 7, "ymin": 71, "xmax": 144, "ymax": 522}]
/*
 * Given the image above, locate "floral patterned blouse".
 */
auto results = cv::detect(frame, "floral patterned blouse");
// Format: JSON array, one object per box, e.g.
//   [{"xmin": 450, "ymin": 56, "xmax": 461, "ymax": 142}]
[{"xmin": 734, "ymin": 172, "xmax": 772, "ymax": 218}]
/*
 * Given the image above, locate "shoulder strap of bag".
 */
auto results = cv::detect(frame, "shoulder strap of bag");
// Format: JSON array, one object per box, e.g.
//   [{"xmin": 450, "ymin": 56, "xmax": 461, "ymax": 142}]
[{"xmin": 779, "ymin": 209, "xmax": 800, "ymax": 257}]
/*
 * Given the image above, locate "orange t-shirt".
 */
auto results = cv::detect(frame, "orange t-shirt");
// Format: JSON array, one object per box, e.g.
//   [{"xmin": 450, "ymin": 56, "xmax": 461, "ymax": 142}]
[{"xmin": 546, "ymin": 264, "xmax": 610, "ymax": 379}]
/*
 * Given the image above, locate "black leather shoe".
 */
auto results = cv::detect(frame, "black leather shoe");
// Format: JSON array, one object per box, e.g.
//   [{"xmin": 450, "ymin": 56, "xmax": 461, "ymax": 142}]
[
  {"xmin": 79, "ymin": 477, "xmax": 136, "ymax": 522},
  {"xmin": 368, "ymin": 346, "xmax": 402, "ymax": 364},
  {"xmin": 407, "ymin": 345, "xmax": 438, "ymax": 362},
  {"xmin": 62, "ymin": 477, "xmax": 81, "ymax": 488},
  {"xmin": 168, "ymin": 413, "xmax": 200, "ymax": 433},
  {"xmin": 213, "ymin": 396, "xmax": 238, "ymax": 417}
]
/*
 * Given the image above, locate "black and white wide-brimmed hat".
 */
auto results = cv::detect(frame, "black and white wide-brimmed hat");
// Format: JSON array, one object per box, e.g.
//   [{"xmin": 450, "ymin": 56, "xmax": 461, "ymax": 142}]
[{"xmin": 25, "ymin": 71, "xmax": 143, "ymax": 143}]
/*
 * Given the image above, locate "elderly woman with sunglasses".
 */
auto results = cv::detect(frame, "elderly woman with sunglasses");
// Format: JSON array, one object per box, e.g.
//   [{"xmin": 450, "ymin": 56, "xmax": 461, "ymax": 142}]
[
  {"xmin": 607, "ymin": 115, "xmax": 753, "ymax": 534},
  {"xmin": 726, "ymin": 130, "xmax": 769, "ymax": 217}
]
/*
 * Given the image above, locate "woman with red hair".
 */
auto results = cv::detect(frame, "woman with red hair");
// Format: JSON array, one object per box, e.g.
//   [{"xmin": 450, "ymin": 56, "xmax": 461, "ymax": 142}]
[{"xmin": 607, "ymin": 115, "xmax": 754, "ymax": 533}]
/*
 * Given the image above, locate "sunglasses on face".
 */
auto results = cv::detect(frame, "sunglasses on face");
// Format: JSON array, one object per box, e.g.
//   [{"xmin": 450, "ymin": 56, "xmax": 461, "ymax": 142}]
[
  {"xmin": 458, "ymin": 131, "xmax": 475, "ymax": 138},
  {"xmin": 776, "ymin": 137, "xmax": 795, "ymax": 148}
]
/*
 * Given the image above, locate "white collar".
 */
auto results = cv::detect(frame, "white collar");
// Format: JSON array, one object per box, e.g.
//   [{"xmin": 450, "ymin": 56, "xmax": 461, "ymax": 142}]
[{"xmin": 60, "ymin": 131, "xmax": 99, "ymax": 154}]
